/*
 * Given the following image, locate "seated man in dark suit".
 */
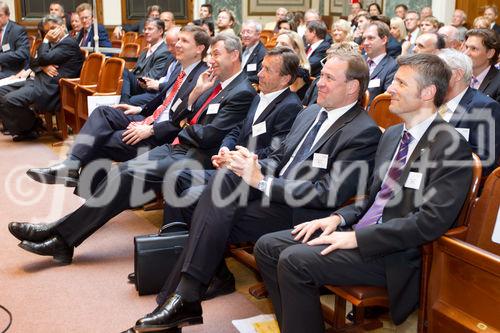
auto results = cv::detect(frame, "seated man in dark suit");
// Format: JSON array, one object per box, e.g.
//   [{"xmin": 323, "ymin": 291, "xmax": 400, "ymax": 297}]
[
  {"xmin": 162, "ymin": 47, "xmax": 304, "ymax": 230},
  {"xmin": 129, "ymin": 26, "xmax": 180, "ymax": 106},
  {"xmin": 125, "ymin": 52, "xmax": 382, "ymax": 332},
  {"xmin": 26, "ymin": 25, "xmax": 210, "ymax": 187},
  {"xmin": 254, "ymin": 53, "xmax": 473, "ymax": 333},
  {"xmin": 75, "ymin": 2, "xmax": 111, "ymax": 48},
  {"xmin": 9, "ymin": 33, "xmax": 256, "ymax": 267},
  {"xmin": 240, "ymin": 20, "xmax": 267, "ymax": 84},
  {"xmin": 0, "ymin": 2, "xmax": 30, "ymax": 79},
  {"xmin": 438, "ymin": 48, "xmax": 500, "ymax": 175},
  {"xmin": 363, "ymin": 21, "xmax": 398, "ymax": 106},
  {"xmin": 304, "ymin": 20, "xmax": 331, "ymax": 77},
  {"xmin": 0, "ymin": 14, "xmax": 83, "ymax": 141},
  {"xmin": 120, "ymin": 18, "xmax": 173, "ymax": 104},
  {"xmin": 465, "ymin": 29, "xmax": 500, "ymax": 103}
]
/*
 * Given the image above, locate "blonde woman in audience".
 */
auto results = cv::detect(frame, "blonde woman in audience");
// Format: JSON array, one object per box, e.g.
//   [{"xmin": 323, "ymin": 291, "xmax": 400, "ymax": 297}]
[
  {"xmin": 473, "ymin": 16, "xmax": 492, "ymax": 29},
  {"xmin": 331, "ymin": 19, "xmax": 353, "ymax": 43},
  {"xmin": 420, "ymin": 16, "xmax": 440, "ymax": 33},
  {"xmin": 390, "ymin": 16, "xmax": 407, "ymax": 43},
  {"xmin": 276, "ymin": 30, "xmax": 311, "ymax": 99}
]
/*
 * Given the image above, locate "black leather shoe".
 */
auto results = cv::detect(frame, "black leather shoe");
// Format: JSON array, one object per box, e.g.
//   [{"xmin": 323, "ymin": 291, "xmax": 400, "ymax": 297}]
[
  {"xmin": 134, "ymin": 294, "xmax": 202, "ymax": 332},
  {"xmin": 19, "ymin": 235, "xmax": 74, "ymax": 264},
  {"xmin": 27, "ymin": 163, "xmax": 79, "ymax": 187},
  {"xmin": 12, "ymin": 131, "xmax": 39, "ymax": 142},
  {"xmin": 8, "ymin": 221, "xmax": 56, "ymax": 242},
  {"xmin": 202, "ymin": 273, "xmax": 236, "ymax": 300},
  {"xmin": 128, "ymin": 272, "xmax": 136, "ymax": 284}
]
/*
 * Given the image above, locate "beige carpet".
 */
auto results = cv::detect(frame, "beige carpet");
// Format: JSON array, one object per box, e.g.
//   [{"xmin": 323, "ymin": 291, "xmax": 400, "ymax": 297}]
[{"xmin": 0, "ymin": 135, "xmax": 263, "ymax": 333}]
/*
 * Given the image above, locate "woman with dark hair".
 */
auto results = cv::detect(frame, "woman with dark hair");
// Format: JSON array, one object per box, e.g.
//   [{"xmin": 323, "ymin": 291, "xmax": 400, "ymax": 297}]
[
  {"xmin": 368, "ymin": 3, "xmax": 382, "ymax": 16},
  {"xmin": 277, "ymin": 19, "xmax": 297, "ymax": 32},
  {"xmin": 194, "ymin": 18, "xmax": 214, "ymax": 36}
]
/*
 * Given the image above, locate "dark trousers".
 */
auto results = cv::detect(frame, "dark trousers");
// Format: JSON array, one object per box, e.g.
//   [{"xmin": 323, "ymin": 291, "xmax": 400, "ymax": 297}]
[
  {"xmin": 54, "ymin": 143, "xmax": 203, "ymax": 247},
  {"xmin": 254, "ymin": 230, "xmax": 386, "ymax": 333},
  {"xmin": 0, "ymin": 80, "xmax": 38, "ymax": 135},
  {"xmin": 120, "ymin": 70, "xmax": 145, "ymax": 104},
  {"xmin": 157, "ymin": 169, "xmax": 294, "ymax": 304},
  {"xmin": 70, "ymin": 105, "xmax": 159, "ymax": 167},
  {"xmin": 162, "ymin": 169, "xmax": 216, "ymax": 226},
  {"xmin": 130, "ymin": 91, "xmax": 158, "ymax": 106}
]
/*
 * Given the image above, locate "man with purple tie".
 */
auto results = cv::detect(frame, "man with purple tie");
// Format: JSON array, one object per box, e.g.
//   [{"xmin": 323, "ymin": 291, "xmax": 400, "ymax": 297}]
[{"xmin": 254, "ymin": 53, "xmax": 474, "ymax": 333}]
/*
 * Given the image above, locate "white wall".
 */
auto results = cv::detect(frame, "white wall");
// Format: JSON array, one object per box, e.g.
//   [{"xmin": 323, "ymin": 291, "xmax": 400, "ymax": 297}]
[
  {"xmin": 102, "ymin": 0, "xmax": 122, "ymax": 25},
  {"xmin": 5, "ymin": 0, "xmax": 14, "ymax": 18}
]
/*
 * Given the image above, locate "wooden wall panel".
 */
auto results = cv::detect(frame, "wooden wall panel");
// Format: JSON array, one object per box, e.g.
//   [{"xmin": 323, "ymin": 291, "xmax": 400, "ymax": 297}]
[{"xmin": 456, "ymin": 0, "xmax": 500, "ymax": 28}]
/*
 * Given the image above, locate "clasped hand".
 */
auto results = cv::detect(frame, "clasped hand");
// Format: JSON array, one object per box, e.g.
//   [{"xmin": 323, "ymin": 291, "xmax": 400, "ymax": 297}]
[
  {"xmin": 225, "ymin": 146, "xmax": 264, "ymax": 187},
  {"xmin": 291, "ymin": 215, "xmax": 358, "ymax": 255}
]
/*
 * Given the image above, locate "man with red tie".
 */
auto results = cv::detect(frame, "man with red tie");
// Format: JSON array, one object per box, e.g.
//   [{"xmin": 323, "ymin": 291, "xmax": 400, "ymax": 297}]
[
  {"xmin": 26, "ymin": 25, "xmax": 210, "ymax": 187},
  {"xmin": 9, "ymin": 33, "xmax": 256, "ymax": 268},
  {"xmin": 254, "ymin": 54, "xmax": 474, "ymax": 333}
]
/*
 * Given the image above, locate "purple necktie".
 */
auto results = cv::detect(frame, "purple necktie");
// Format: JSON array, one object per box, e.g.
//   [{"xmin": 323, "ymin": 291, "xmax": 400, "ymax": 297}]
[{"xmin": 355, "ymin": 131, "xmax": 413, "ymax": 230}]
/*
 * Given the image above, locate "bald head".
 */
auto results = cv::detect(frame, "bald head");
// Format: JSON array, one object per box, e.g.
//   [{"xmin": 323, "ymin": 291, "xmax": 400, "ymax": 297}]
[
  {"xmin": 438, "ymin": 25, "xmax": 460, "ymax": 49},
  {"xmin": 414, "ymin": 33, "xmax": 444, "ymax": 54}
]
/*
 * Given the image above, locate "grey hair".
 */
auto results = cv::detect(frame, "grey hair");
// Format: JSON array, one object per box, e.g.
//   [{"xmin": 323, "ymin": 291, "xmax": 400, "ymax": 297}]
[
  {"xmin": 243, "ymin": 19, "xmax": 262, "ymax": 32},
  {"xmin": 211, "ymin": 33, "xmax": 242, "ymax": 62},
  {"xmin": 437, "ymin": 48, "xmax": 473, "ymax": 84},
  {"xmin": 42, "ymin": 14, "xmax": 63, "ymax": 26}
]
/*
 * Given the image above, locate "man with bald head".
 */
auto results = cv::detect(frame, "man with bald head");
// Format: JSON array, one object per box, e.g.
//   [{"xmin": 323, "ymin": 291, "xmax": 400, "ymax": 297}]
[
  {"xmin": 413, "ymin": 32, "xmax": 445, "ymax": 54},
  {"xmin": 438, "ymin": 25, "xmax": 461, "ymax": 49}
]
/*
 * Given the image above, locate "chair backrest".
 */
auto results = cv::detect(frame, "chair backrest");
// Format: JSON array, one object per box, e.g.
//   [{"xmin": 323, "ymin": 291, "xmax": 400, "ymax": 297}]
[
  {"xmin": 80, "ymin": 48, "xmax": 89, "ymax": 59},
  {"xmin": 79, "ymin": 53, "xmax": 105, "ymax": 85},
  {"xmin": 96, "ymin": 57, "xmax": 125, "ymax": 93},
  {"xmin": 368, "ymin": 93, "xmax": 402, "ymax": 128},
  {"xmin": 261, "ymin": 30, "xmax": 275, "ymax": 40},
  {"xmin": 464, "ymin": 166, "xmax": 500, "ymax": 255},
  {"xmin": 31, "ymin": 39, "xmax": 42, "ymax": 58},
  {"xmin": 455, "ymin": 153, "xmax": 483, "ymax": 228},
  {"xmin": 123, "ymin": 31, "xmax": 138, "ymax": 44},
  {"xmin": 135, "ymin": 35, "xmax": 147, "ymax": 53},
  {"xmin": 119, "ymin": 42, "xmax": 140, "ymax": 58},
  {"xmin": 361, "ymin": 90, "xmax": 370, "ymax": 110},
  {"xmin": 259, "ymin": 35, "xmax": 269, "ymax": 45},
  {"xmin": 111, "ymin": 39, "xmax": 123, "ymax": 50}
]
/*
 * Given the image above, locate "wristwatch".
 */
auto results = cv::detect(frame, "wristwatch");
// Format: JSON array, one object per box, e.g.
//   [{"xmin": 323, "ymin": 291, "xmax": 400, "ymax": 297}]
[{"xmin": 257, "ymin": 177, "xmax": 268, "ymax": 192}]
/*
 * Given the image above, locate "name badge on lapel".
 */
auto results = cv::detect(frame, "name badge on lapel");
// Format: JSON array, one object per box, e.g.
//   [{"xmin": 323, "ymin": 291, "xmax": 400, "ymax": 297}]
[
  {"xmin": 312, "ymin": 153, "xmax": 328, "ymax": 169},
  {"xmin": 247, "ymin": 63, "xmax": 257, "ymax": 72},
  {"xmin": 252, "ymin": 121, "xmax": 266, "ymax": 137},
  {"xmin": 2, "ymin": 44, "xmax": 10, "ymax": 52},
  {"xmin": 404, "ymin": 172, "xmax": 423, "ymax": 190},
  {"xmin": 171, "ymin": 99, "xmax": 182, "ymax": 112},
  {"xmin": 368, "ymin": 78, "xmax": 381, "ymax": 88},
  {"xmin": 207, "ymin": 103, "xmax": 220, "ymax": 114},
  {"xmin": 456, "ymin": 128, "xmax": 470, "ymax": 142}
]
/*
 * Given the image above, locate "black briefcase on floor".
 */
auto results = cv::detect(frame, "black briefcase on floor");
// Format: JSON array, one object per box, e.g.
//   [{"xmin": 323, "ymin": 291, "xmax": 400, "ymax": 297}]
[{"xmin": 134, "ymin": 222, "xmax": 189, "ymax": 296}]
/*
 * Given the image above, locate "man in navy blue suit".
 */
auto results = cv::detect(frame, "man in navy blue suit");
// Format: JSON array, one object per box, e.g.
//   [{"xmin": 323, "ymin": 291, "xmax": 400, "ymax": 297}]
[
  {"xmin": 75, "ymin": 3, "xmax": 111, "ymax": 48},
  {"xmin": 304, "ymin": 20, "xmax": 331, "ymax": 77},
  {"xmin": 438, "ymin": 48, "xmax": 500, "ymax": 175},
  {"xmin": 362, "ymin": 21, "xmax": 398, "ymax": 106}
]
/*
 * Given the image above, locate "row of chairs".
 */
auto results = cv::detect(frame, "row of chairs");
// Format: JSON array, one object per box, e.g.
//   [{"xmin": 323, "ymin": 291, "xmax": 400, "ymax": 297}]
[
  {"xmin": 58, "ymin": 53, "xmax": 125, "ymax": 139},
  {"xmin": 112, "ymin": 31, "xmax": 147, "ymax": 53}
]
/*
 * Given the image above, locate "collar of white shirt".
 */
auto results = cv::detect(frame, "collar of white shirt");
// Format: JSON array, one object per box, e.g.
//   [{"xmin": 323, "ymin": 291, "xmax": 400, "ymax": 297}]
[
  {"xmin": 220, "ymin": 70, "xmax": 242, "ymax": 90},
  {"xmin": 443, "ymin": 86, "xmax": 468, "ymax": 122},
  {"xmin": 147, "ymin": 40, "xmax": 164, "ymax": 57}
]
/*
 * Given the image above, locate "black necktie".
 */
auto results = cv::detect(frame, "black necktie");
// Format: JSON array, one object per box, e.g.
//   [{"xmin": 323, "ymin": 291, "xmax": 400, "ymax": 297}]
[{"xmin": 282, "ymin": 110, "xmax": 329, "ymax": 178}]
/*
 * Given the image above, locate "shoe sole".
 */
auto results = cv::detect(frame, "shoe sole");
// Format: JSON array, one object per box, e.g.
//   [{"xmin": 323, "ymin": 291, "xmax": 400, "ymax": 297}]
[
  {"xmin": 134, "ymin": 316, "xmax": 203, "ymax": 332},
  {"xmin": 26, "ymin": 170, "xmax": 78, "ymax": 187},
  {"xmin": 18, "ymin": 243, "xmax": 73, "ymax": 264}
]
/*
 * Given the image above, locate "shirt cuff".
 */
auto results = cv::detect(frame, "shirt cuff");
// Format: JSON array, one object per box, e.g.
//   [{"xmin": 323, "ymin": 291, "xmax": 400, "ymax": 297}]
[
  {"xmin": 264, "ymin": 176, "xmax": 273, "ymax": 197},
  {"xmin": 333, "ymin": 213, "xmax": 346, "ymax": 227}
]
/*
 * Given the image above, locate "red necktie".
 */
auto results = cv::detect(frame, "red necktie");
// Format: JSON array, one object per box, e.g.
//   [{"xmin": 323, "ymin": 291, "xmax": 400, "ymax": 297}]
[
  {"xmin": 306, "ymin": 47, "xmax": 313, "ymax": 57},
  {"xmin": 0, "ymin": 28, "xmax": 3, "ymax": 46},
  {"xmin": 171, "ymin": 83, "xmax": 222, "ymax": 145},
  {"xmin": 137, "ymin": 71, "xmax": 186, "ymax": 126}
]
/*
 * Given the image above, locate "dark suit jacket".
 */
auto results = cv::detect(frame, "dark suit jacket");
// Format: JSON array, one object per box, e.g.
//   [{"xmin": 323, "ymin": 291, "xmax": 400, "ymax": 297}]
[
  {"xmin": 138, "ymin": 61, "xmax": 208, "ymax": 142},
  {"xmin": 175, "ymin": 72, "xmax": 257, "ymax": 167},
  {"xmin": 492, "ymin": 23, "xmax": 500, "ymax": 36},
  {"xmin": 478, "ymin": 65, "xmax": 500, "ymax": 103},
  {"xmin": 124, "ymin": 19, "xmax": 146, "ymax": 34},
  {"xmin": 261, "ymin": 103, "xmax": 382, "ymax": 223},
  {"xmin": 335, "ymin": 118, "xmax": 473, "ymax": 325},
  {"xmin": 243, "ymin": 42, "xmax": 267, "ymax": 84},
  {"xmin": 30, "ymin": 37, "xmax": 84, "ymax": 113},
  {"xmin": 367, "ymin": 54, "xmax": 398, "ymax": 105},
  {"xmin": 221, "ymin": 89, "xmax": 303, "ymax": 158},
  {"xmin": 450, "ymin": 87, "xmax": 500, "ymax": 174},
  {"xmin": 307, "ymin": 39, "xmax": 331, "ymax": 77},
  {"xmin": 0, "ymin": 21, "xmax": 30, "ymax": 79},
  {"xmin": 302, "ymin": 77, "xmax": 319, "ymax": 106},
  {"xmin": 386, "ymin": 36, "xmax": 402, "ymax": 58},
  {"xmin": 76, "ymin": 24, "xmax": 112, "ymax": 47},
  {"xmin": 133, "ymin": 42, "xmax": 171, "ymax": 79}
]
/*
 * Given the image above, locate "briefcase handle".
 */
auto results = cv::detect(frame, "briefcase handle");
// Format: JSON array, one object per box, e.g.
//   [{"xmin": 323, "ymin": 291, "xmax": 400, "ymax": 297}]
[{"xmin": 159, "ymin": 222, "xmax": 188, "ymax": 235}]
